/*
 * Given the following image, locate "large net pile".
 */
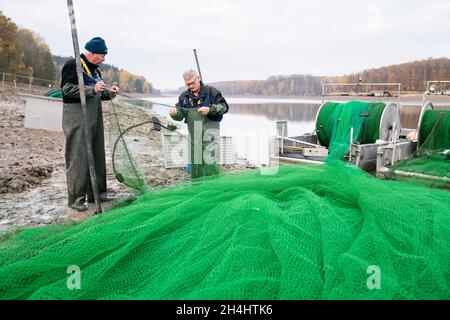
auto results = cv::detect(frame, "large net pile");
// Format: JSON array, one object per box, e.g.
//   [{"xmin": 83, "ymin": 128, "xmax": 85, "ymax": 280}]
[
  {"xmin": 1, "ymin": 162, "xmax": 449, "ymax": 300},
  {"xmin": 316, "ymin": 101, "xmax": 386, "ymax": 160},
  {"xmin": 391, "ymin": 109, "xmax": 449, "ymax": 188}
]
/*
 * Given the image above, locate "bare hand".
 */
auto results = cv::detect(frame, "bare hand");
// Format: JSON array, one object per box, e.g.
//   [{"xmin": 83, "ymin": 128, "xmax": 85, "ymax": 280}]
[
  {"xmin": 110, "ymin": 85, "xmax": 120, "ymax": 93},
  {"xmin": 94, "ymin": 80, "xmax": 106, "ymax": 93},
  {"xmin": 197, "ymin": 107, "xmax": 210, "ymax": 116},
  {"xmin": 169, "ymin": 107, "xmax": 178, "ymax": 116}
]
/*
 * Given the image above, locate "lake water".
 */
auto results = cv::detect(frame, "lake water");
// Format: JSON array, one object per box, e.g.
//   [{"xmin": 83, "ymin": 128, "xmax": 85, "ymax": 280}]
[{"xmin": 145, "ymin": 96, "xmax": 447, "ymax": 166}]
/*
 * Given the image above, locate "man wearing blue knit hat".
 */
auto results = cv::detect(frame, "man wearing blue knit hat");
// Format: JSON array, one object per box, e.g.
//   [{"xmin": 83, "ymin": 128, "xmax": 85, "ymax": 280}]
[{"xmin": 61, "ymin": 37, "xmax": 120, "ymax": 212}]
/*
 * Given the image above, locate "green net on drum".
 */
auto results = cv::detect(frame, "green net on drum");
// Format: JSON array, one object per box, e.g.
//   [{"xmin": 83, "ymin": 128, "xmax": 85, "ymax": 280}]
[
  {"xmin": 316, "ymin": 101, "xmax": 386, "ymax": 160},
  {"xmin": 1, "ymin": 162, "xmax": 449, "ymax": 300},
  {"xmin": 391, "ymin": 109, "xmax": 449, "ymax": 188}
]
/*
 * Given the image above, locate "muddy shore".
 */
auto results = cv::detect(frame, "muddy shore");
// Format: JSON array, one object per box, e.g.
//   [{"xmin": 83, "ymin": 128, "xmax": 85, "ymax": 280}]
[
  {"xmin": 0, "ymin": 89, "xmax": 136, "ymax": 231},
  {"xmin": 0, "ymin": 89, "xmax": 249, "ymax": 231}
]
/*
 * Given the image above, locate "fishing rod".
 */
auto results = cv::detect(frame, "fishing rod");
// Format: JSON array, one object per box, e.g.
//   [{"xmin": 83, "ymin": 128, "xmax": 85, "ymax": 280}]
[
  {"xmin": 193, "ymin": 49, "xmax": 203, "ymax": 82},
  {"xmin": 66, "ymin": 0, "xmax": 102, "ymax": 213}
]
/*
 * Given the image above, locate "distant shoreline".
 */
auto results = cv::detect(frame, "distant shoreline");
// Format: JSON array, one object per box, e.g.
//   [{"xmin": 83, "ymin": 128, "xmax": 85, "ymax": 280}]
[
  {"xmin": 140, "ymin": 92, "xmax": 450, "ymax": 105},
  {"xmin": 126, "ymin": 92, "xmax": 166, "ymax": 98}
]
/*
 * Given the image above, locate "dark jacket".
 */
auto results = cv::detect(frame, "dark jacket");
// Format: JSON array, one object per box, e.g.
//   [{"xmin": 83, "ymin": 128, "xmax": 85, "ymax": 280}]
[
  {"xmin": 174, "ymin": 83, "xmax": 229, "ymax": 122},
  {"xmin": 61, "ymin": 54, "xmax": 113, "ymax": 104}
]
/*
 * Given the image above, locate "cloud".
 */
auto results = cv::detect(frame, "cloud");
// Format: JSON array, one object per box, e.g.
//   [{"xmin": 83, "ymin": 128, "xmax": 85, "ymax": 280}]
[
  {"xmin": 365, "ymin": 5, "xmax": 382, "ymax": 30},
  {"xmin": 0, "ymin": 0, "xmax": 449, "ymax": 89}
]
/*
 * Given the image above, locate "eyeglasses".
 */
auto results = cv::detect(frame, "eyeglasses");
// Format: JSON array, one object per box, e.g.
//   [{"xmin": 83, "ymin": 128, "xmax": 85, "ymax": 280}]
[{"xmin": 185, "ymin": 78, "xmax": 198, "ymax": 87}]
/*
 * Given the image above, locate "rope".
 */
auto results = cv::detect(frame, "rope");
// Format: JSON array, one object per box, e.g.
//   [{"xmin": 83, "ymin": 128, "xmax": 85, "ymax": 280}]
[{"xmin": 81, "ymin": 69, "xmax": 174, "ymax": 108}]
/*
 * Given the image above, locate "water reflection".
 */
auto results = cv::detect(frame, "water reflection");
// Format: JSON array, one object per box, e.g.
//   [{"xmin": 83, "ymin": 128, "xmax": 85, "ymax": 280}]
[
  {"xmin": 400, "ymin": 104, "xmax": 450, "ymax": 129},
  {"xmin": 400, "ymin": 105, "xmax": 422, "ymax": 129},
  {"xmin": 220, "ymin": 103, "xmax": 320, "ymax": 165},
  {"xmin": 227, "ymin": 103, "xmax": 320, "ymax": 122}
]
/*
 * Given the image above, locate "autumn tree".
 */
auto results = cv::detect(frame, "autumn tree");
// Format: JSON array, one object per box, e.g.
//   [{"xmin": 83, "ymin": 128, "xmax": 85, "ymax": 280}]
[
  {"xmin": 0, "ymin": 12, "xmax": 55, "ymax": 81},
  {"xmin": 0, "ymin": 11, "xmax": 25, "ymax": 74},
  {"xmin": 16, "ymin": 28, "xmax": 56, "ymax": 80}
]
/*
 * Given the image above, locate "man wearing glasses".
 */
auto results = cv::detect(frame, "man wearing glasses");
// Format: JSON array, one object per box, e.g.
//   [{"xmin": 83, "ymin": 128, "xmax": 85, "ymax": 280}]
[{"xmin": 169, "ymin": 69, "xmax": 229, "ymax": 179}]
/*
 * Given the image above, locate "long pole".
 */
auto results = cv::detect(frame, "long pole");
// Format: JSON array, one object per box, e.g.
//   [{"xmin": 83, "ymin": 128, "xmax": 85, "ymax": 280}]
[
  {"xmin": 193, "ymin": 49, "xmax": 203, "ymax": 81},
  {"xmin": 66, "ymin": 0, "xmax": 102, "ymax": 213}
]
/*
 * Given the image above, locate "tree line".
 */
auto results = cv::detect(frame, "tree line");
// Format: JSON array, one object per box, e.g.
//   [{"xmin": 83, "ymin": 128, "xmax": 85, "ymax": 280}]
[
  {"xmin": 1, "ymin": 11, "xmax": 157, "ymax": 94},
  {"xmin": 0, "ymin": 11, "xmax": 56, "ymax": 81},
  {"xmin": 210, "ymin": 58, "xmax": 450, "ymax": 96}
]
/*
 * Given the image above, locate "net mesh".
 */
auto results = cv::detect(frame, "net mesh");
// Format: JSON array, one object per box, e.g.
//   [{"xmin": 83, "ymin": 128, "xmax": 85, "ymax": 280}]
[
  {"xmin": 1, "ymin": 162, "xmax": 449, "ymax": 300},
  {"xmin": 108, "ymin": 95, "xmax": 228, "ymax": 193},
  {"xmin": 108, "ymin": 95, "xmax": 190, "ymax": 195},
  {"xmin": 391, "ymin": 109, "xmax": 449, "ymax": 188}
]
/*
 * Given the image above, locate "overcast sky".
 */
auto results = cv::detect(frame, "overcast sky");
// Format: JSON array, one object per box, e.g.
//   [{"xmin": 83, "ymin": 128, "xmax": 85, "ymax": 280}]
[{"xmin": 1, "ymin": 0, "xmax": 449, "ymax": 90}]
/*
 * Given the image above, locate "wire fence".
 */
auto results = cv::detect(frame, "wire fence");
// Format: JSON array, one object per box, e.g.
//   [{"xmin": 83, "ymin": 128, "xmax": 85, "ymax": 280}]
[{"xmin": 0, "ymin": 72, "xmax": 59, "ymax": 94}]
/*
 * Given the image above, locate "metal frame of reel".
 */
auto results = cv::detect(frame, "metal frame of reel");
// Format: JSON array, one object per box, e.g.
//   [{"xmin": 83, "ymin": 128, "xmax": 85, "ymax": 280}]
[
  {"xmin": 375, "ymin": 101, "xmax": 433, "ymax": 178},
  {"xmin": 270, "ymin": 99, "xmax": 403, "ymax": 171}
]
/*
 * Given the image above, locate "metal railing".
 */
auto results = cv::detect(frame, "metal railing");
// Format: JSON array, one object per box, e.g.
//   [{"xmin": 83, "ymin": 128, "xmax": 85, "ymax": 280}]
[
  {"xmin": 425, "ymin": 80, "xmax": 450, "ymax": 95},
  {"xmin": 322, "ymin": 82, "xmax": 402, "ymax": 103},
  {"xmin": 421, "ymin": 80, "xmax": 450, "ymax": 103}
]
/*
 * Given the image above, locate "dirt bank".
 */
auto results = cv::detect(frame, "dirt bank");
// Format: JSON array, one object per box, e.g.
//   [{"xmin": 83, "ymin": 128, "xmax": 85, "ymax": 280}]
[
  {"xmin": 0, "ymin": 89, "xmax": 249, "ymax": 232},
  {"xmin": 0, "ymin": 93, "xmax": 64, "ymax": 194},
  {"xmin": 0, "ymin": 90, "xmax": 132, "ymax": 231}
]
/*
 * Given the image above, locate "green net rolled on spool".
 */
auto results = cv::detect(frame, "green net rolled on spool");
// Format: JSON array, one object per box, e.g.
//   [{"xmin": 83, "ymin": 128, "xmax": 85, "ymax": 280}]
[
  {"xmin": 316, "ymin": 102, "xmax": 341, "ymax": 148},
  {"xmin": 391, "ymin": 153, "xmax": 449, "ymax": 184},
  {"xmin": 316, "ymin": 101, "xmax": 389, "ymax": 160},
  {"xmin": 359, "ymin": 102, "xmax": 386, "ymax": 144},
  {"xmin": 418, "ymin": 109, "xmax": 450, "ymax": 151},
  {"xmin": 391, "ymin": 109, "xmax": 449, "ymax": 188}
]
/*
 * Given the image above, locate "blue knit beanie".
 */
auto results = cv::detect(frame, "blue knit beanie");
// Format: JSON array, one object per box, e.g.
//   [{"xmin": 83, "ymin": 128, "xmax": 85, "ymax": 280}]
[{"xmin": 85, "ymin": 37, "xmax": 108, "ymax": 54}]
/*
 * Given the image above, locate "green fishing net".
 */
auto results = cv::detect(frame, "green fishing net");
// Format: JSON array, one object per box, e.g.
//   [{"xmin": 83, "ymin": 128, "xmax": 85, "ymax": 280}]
[
  {"xmin": 391, "ymin": 109, "xmax": 449, "ymax": 188},
  {"xmin": 1, "ymin": 162, "xmax": 449, "ymax": 300},
  {"xmin": 108, "ymin": 95, "xmax": 190, "ymax": 194},
  {"xmin": 316, "ymin": 101, "xmax": 386, "ymax": 160},
  {"xmin": 0, "ymin": 97, "xmax": 448, "ymax": 300}
]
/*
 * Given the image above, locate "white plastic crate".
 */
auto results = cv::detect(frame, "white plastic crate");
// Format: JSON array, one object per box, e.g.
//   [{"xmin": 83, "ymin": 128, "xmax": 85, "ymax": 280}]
[
  {"xmin": 162, "ymin": 133, "xmax": 237, "ymax": 168},
  {"xmin": 220, "ymin": 136, "xmax": 237, "ymax": 165},
  {"xmin": 23, "ymin": 94, "xmax": 63, "ymax": 132},
  {"xmin": 161, "ymin": 132, "xmax": 189, "ymax": 168}
]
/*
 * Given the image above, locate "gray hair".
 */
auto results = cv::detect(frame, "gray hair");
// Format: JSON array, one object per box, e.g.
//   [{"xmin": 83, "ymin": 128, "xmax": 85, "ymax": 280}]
[{"xmin": 183, "ymin": 69, "xmax": 198, "ymax": 80}]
